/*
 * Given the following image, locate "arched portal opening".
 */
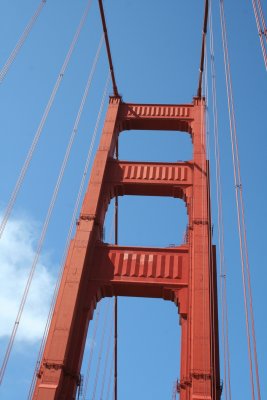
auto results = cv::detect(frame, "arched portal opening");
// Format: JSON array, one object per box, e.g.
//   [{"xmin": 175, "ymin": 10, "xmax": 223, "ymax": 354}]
[
  {"xmin": 80, "ymin": 296, "xmax": 181, "ymax": 399},
  {"xmin": 118, "ymin": 297, "xmax": 180, "ymax": 398}
]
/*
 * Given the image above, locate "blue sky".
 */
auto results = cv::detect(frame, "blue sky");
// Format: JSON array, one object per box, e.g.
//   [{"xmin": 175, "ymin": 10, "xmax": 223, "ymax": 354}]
[{"xmin": 0, "ymin": 0, "xmax": 266, "ymax": 399}]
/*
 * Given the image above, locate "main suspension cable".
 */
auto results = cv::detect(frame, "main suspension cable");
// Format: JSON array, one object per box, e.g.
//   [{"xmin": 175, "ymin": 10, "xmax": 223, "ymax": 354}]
[
  {"xmin": 0, "ymin": 0, "xmax": 46, "ymax": 83},
  {"xmin": 28, "ymin": 73, "xmax": 111, "ymax": 398},
  {"xmin": 197, "ymin": 0, "xmax": 209, "ymax": 97},
  {"xmin": 0, "ymin": 0, "xmax": 93, "ymax": 240},
  {"xmin": 98, "ymin": 0, "xmax": 119, "ymax": 96},
  {"xmin": 219, "ymin": 1, "xmax": 261, "ymax": 399},
  {"xmin": 0, "ymin": 33, "xmax": 103, "ymax": 386}
]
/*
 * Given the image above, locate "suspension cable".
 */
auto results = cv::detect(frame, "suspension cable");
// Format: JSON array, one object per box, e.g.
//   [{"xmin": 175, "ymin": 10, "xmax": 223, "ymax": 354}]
[
  {"xmin": 105, "ymin": 352, "xmax": 114, "ymax": 400},
  {"xmin": 0, "ymin": 0, "xmax": 93, "ymax": 240},
  {"xmin": 98, "ymin": 0, "xmax": 119, "ymax": 96},
  {"xmin": 0, "ymin": 1, "xmax": 46, "ymax": 83},
  {"xmin": 220, "ymin": 2, "xmax": 255, "ymax": 396},
  {"xmin": 27, "ymin": 73, "xmax": 111, "ymax": 398},
  {"xmin": 0, "ymin": 34, "xmax": 103, "ymax": 386},
  {"xmin": 91, "ymin": 301, "xmax": 111, "ymax": 400},
  {"xmin": 99, "ymin": 321, "xmax": 113, "ymax": 400},
  {"xmin": 204, "ymin": 48, "xmax": 217, "ymax": 398},
  {"xmin": 219, "ymin": 2, "xmax": 261, "ymax": 399},
  {"xmin": 209, "ymin": 3, "xmax": 232, "ymax": 398},
  {"xmin": 85, "ymin": 169, "xmax": 115, "ymax": 400},
  {"xmin": 197, "ymin": 0, "xmax": 209, "ymax": 97},
  {"xmin": 114, "ymin": 141, "xmax": 118, "ymax": 400},
  {"xmin": 81, "ymin": 303, "xmax": 102, "ymax": 399},
  {"xmin": 256, "ymin": 0, "xmax": 267, "ymax": 35},
  {"xmin": 251, "ymin": 0, "xmax": 267, "ymax": 70}
]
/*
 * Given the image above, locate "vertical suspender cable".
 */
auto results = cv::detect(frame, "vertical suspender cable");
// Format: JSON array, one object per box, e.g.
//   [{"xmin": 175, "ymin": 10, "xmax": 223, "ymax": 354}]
[
  {"xmin": 106, "ymin": 355, "xmax": 114, "ymax": 400},
  {"xmin": 256, "ymin": 0, "xmax": 267, "ymax": 34},
  {"xmin": 220, "ymin": 2, "xmax": 255, "ymax": 398},
  {"xmin": 114, "ymin": 141, "xmax": 119, "ymax": 400},
  {"xmin": 209, "ymin": 2, "xmax": 232, "ymax": 398},
  {"xmin": 0, "ymin": 33, "xmax": 103, "ymax": 386},
  {"xmin": 28, "ymin": 73, "xmax": 110, "ymax": 398},
  {"xmin": 81, "ymin": 303, "xmax": 102, "ymax": 399},
  {"xmin": 91, "ymin": 301, "xmax": 111, "ymax": 400},
  {"xmin": 82, "ymin": 210, "xmax": 115, "ymax": 400},
  {"xmin": 0, "ymin": 0, "xmax": 46, "ymax": 82},
  {"xmin": 220, "ymin": 9, "xmax": 255, "ymax": 400},
  {"xmin": 204, "ymin": 50, "xmax": 218, "ymax": 399},
  {"xmin": 99, "ymin": 321, "xmax": 113, "ymax": 399},
  {"xmin": 197, "ymin": 3, "xmax": 210, "ymax": 394},
  {"xmin": 219, "ymin": 1, "xmax": 261, "ymax": 399},
  {"xmin": 251, "ymin": 0, "xmax": 267, "ymax": 70},
  {"xmin": 0, "ymin": 0, "xmax": 93, "ymax": 240}
]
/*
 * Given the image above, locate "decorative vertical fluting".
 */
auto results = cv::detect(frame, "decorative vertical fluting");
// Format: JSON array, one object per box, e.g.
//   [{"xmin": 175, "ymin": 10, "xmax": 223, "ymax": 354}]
[{"xmin": 32, "ymin": 96, "xmax": 220, "ymax": 400}]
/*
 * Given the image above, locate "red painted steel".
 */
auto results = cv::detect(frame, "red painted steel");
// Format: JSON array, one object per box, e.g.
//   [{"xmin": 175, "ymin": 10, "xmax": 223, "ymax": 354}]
[{"xmin": 32, "ymin": 96, "xmax": 221, "ymax": 399}]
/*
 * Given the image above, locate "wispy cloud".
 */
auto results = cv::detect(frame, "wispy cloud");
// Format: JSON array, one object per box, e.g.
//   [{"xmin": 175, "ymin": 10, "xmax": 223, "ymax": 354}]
[{"xmin": 0, "ymin": 213, "xmax": 56, "ymax": 342}]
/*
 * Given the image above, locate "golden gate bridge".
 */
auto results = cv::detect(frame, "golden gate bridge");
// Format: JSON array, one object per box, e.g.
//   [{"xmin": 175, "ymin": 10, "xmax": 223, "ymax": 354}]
[{"xmin": 0, "ymin": 1, "xmax": 266, "ymax": 399}]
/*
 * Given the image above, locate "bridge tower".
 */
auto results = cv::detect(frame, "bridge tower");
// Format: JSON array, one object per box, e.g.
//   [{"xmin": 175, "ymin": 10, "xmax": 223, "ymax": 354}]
[{"xmin": 32, "ymin": 95, "xmax": 221, "ymax": 399}]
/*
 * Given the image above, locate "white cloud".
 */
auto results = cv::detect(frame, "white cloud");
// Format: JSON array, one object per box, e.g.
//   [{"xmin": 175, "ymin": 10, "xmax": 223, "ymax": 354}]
[{"xmin": 0, "ymin": 213, "xmax": 56, "ymax": 342}]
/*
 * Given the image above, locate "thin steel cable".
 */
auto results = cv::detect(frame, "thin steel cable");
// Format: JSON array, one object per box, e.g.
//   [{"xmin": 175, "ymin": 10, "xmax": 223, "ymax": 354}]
[
  {"xmin": 0, "ymin": 32, "xmax": 103, "ymax": 387},
  {"xmin": 81, "ymin": 303, "xmax": 102, "ymax": 399},
  {"xmin": 203, "ymin": 50, "xmax": 212, "ymax": 397},
  {"xmin": 252, "ymin": 0, "xmax": 267, "ymax": 69},
  {"xmin": 209, "ymin": 3, "xmax": 232, "ymax": 398},
  {"xmin": 27, "ymin": 54, "xmax": 107, "ymax": 400},
  {"xmin": 226, "ymin": 3, "xmax": 260, "ymax": 395},
  {"xmin": 91, "ymin": 301, "xmax": 111, "ymax": 400},
  {"xmin": 114, "ymin": 141, "xmax": 118, "ymax": 400},
  {"xmin": 0, "ymin": 1, "xmax": 46, "ymax": 82},
  {"xmin": 105, "ymin": 353, "xmax": 114, "ymax": 400},
  {"xmin": 204, "ymin": 48, "xmax": 218, "ymax": 398},
  {"xmin": 27, "ymin": 73, "xmax": 110, "ymax": 398},
  {"xmin": 106, "ymin": 300, "xmax": 116, "ymax": 400},
  {"xmin": 0, "ymin": 0, "xmax": 93, "ymax": 240},
  {"xmin": 256, "ymin": 0, "xmax": 267, "ymax": 33},
  {"xmin": 99, "ymin": 322, "xmax": 113, "ymax": 400},
  {"xmin": 201, "ymin": 94, "xmax": 209, "ymax": 399},
  {"xmin": 88, "ymin": 189, "xmax": 115, "ymax": 400},
  {"xmin": 220, "ymin": 1, "xmax": 261, "ymax": 398},
  {"xmin": 198, "ymin": 30, "xmax": 210, "ymax": 396},
  {"xmin": 219, "ymin": 4, "xmax": 255, "ymax": 397}
]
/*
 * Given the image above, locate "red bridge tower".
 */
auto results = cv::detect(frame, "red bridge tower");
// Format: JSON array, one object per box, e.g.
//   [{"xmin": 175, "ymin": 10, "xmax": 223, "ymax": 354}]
[{"xmin": 32, "ymin": 96, "xmax": 221, "ymax": 399}]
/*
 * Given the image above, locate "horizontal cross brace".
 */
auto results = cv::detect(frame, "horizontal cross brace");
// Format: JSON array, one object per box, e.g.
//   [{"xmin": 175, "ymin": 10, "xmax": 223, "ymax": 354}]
[
  {"xmin": 105, "ymin": 160, "xmax": 192, "ymax": 199},
  {"xmin": 91, "ymin": 243, "xmax": 189, "ymax": 286},
  {"xmin": 118, "ymin": 102, "xmax": 193, "ymax": 132}
]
